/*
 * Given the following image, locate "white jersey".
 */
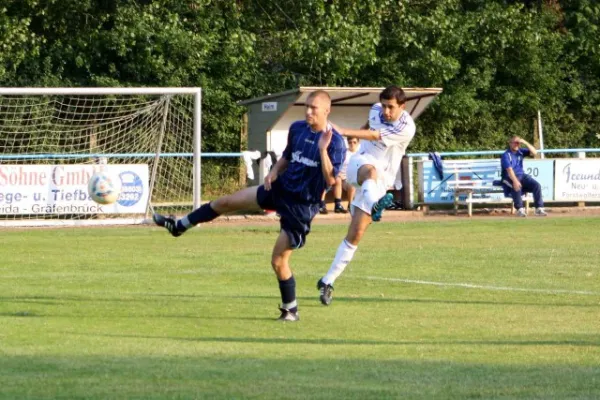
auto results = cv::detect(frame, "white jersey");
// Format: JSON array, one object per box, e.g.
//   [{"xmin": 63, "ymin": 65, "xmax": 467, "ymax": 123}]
[{"xmin": 359, "ymin": 104, "xmax": 415, "ymax": 188}]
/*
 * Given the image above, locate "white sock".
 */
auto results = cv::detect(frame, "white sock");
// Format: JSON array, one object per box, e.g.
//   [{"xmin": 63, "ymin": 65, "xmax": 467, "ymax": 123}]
[
  {"xmin": 361, "ymin": 179, "xmax": 380, "ymax": 213},
  {"xmin": 179, "ymin": 216, "xmax": 192, "ymax": 229},
  {"xmin": 322, "ymin": 239, "xmax": 358, "ymax": 285},
  {"xmin": 282, "ymin": 300, "xmax": 297, "ymax": 310}
]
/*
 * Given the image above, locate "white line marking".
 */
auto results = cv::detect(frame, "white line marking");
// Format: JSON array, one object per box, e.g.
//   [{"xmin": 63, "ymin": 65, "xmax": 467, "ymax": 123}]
[{"xmin": 363, "ymin": 276, "xmax": 600, "ymax": 296}]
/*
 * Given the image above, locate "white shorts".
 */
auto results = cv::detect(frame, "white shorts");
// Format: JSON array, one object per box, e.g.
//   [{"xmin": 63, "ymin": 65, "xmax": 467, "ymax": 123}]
[{"xmin": 346, "ymin": 153, "xmax": 387, "ymax": 215}]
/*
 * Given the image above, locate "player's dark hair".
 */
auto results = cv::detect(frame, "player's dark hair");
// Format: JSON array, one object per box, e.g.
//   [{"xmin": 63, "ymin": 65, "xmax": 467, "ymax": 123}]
[{"xmin": 380, "ymin": 86, "xmax": 407, "ymax": 105}]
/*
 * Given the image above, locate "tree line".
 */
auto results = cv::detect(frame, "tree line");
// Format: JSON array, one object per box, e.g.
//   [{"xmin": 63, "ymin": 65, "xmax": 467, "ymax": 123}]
[{"xmin": 1, "ymin": 0, "xmax": 599, "ymax": 154}]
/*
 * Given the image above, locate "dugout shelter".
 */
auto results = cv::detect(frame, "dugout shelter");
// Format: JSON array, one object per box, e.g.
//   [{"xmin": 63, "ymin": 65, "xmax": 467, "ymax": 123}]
[{"xmin": 239, "ymin": 86, "xmax": 442, "ymax": 206}]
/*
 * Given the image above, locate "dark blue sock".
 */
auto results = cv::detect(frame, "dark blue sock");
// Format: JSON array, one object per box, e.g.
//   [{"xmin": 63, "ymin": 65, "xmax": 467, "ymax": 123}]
[
  {"xmin": 334, "ymin": 198, "xmax": 342, "ymax": 206},
  {"xmin": 176, "ymin": 202, "xmax": 220, "ymax": 231},
  {"xmin": 278, "ymin": 275, "xmax": 296, "ymax": 311}
]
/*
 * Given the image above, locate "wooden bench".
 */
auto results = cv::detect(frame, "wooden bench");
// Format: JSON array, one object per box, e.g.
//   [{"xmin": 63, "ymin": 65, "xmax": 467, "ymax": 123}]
[{"xmin": 443, "ymin": 159, "xmax": 532, "ymax": 217}]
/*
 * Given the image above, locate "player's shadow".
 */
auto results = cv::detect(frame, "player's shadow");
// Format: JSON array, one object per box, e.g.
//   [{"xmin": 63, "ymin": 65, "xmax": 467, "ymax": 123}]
[
  {"xmin": 0, "ymin": 297, "xmax": 65, "ymax": 305},
  {"xmin": 0, "ymin": 311, "xmax": 42, "ymax": 317},
  {"xmin": 0, "ymin": 295, "xmax": 155, "ymax": 304}
]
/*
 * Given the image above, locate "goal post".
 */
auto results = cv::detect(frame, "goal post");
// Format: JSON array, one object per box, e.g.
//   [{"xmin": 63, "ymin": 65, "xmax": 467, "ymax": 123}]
[{"xmin": 0, "ymin": 87, "xmax": 202, "ymax": 227}]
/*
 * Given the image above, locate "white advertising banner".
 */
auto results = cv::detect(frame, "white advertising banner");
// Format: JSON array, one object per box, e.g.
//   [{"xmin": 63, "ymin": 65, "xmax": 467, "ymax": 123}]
[
  {"xmin": 0, "ymin": 164, "xmax": 149, "ymax": 215},
  {"xmin": 554, "ymin": 159, "xmax": 600, "ymax": 201}
]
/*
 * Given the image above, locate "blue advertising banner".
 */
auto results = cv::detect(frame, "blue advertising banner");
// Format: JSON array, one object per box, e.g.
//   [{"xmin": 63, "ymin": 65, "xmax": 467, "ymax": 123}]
[{"xmin": 421, "ymin": 159, "xmax": 554, "ymax": 203}]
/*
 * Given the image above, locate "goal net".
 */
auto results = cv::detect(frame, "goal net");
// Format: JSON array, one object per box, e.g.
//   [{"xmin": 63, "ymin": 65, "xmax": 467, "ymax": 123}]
[{"xmin": 0, "ymin": 87, "xmax": 202, "ymax": 227}]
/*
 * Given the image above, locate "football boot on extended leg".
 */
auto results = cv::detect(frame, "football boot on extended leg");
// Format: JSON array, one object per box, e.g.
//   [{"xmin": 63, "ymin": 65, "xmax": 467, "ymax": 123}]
[{"xmin": 153, "ymin": 213, "xmax": 183, "ymax": 237}]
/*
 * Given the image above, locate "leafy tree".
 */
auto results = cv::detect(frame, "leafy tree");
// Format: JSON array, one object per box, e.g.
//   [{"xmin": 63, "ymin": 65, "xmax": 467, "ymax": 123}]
[{"xmin": 0, "ymin": 3, "xmax": 40, "ymax": 83}]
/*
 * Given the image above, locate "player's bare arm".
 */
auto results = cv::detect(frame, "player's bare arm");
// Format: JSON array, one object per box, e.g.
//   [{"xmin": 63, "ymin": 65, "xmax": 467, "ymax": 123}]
[
  {"xmin": 264, "ymin": 157, "xmax": 289, "ymax": 191},
  {"xmin": 318, "ymin": 126, "xmax": 336, "ymax": 186},
  {"xmin": 519, "ymin": 137, "xmax": 538, "ymax": 157},
  {"xmin": 330, "ymin": 121, "xmax": 380, "ymax": 141}
]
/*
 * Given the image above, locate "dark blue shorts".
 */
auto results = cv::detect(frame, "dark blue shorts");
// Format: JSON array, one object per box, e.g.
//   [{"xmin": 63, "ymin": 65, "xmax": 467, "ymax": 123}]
[{"xmin": 256, "ymin": 181, "xmax": 319, "ymax": 249}]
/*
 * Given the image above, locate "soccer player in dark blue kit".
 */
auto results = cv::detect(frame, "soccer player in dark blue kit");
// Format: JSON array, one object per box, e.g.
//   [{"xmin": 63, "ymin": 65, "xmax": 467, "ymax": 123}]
[
  {"xmin": 500, "ymin": 135, "xmax": 547, "ymax": 217},
  {"xmin": 153, "ymin": 90, "xmax": 346, "ymax": 321}
]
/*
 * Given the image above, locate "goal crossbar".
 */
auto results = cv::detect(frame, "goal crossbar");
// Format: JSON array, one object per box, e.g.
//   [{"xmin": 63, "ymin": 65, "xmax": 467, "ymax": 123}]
[{"xmin": 0, "ymin": 87, "xmax": 202, "ymax": 95}]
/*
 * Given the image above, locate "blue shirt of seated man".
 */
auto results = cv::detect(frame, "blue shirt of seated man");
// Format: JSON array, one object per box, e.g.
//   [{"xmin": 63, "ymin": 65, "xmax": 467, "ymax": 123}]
[
  {"xmin": 499, "ymin": 137, "xmax": 545, "ymax": 214},
  {"xmin": 501, "ymin": 147, "xmax": 530, "ymax": 181}
]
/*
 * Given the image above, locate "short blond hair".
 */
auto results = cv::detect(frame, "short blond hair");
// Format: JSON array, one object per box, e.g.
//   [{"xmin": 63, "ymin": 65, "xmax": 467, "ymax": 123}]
[{"xmin": 306, "ymin": 90, "xmax": 331, "ymax": 104}]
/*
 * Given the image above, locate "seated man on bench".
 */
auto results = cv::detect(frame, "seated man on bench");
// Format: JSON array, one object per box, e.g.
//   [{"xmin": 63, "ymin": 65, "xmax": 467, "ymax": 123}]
[{"xmin": 500, "ymin": 136, "xmax": 547, "ymax": 217}]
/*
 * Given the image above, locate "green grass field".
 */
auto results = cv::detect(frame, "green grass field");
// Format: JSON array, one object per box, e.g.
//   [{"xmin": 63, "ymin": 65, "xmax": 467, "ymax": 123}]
[{"xmin": 1, "ymin": 217, "xmax": 599, "ymax": 399}]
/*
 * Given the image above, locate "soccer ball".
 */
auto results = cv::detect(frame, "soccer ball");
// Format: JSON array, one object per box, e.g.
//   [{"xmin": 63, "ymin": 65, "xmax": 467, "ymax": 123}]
[{"xmin": 87, "ymin": 171, "xmax": 122, "ymax": 205}]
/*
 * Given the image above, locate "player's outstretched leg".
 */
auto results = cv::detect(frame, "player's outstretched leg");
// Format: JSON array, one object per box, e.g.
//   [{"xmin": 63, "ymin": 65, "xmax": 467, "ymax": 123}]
[
  {"xmin": 317, "ymin": 279, "xmax": 334, "ymax": 306},
  {"xmin": 371, "ymin": 193, "xmax": 394, "ymax": 222},
  {"xmin": 153, "ymin": 213, "xmax": 183, "ymax": 237}
]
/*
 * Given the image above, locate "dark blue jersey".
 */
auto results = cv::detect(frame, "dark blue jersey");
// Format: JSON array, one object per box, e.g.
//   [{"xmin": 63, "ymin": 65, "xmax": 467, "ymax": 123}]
[
  {"xmin": 279, "ymin": 120, "xmax": 346, "ymax": 204},
  {"xmin": 501, "ymin": 148, "xmax": 531, "ymax": 180}
]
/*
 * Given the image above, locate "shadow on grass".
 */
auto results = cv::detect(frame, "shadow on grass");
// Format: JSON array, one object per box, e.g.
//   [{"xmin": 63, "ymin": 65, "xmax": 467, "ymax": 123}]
[
  {"xmin": 79, "ymin": 332, "xmax": 600, "ymax": 347},
  {"xmin": 1, "ymin": 293, "xmax": 598, "ymax": 309},
  {"xmin": 0, "ymin": 311, "xmax": 40, "ymax": 317},
  {"xmin": 0, "ymin": 312, "xmax": 275, "ymax": 321}
]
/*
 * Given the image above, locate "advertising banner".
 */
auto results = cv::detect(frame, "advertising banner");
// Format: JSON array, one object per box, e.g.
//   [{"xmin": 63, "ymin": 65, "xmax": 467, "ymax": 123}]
[
  {"xmin": 421, "ymin": 159, "xmax": 554, "ymax": 203},
  {"xmin": 554, "ymin": 159, "xmax": 600, "ymax": 201},
  {"xmin": 0, "ymin": 164, "xmax": 149, "ymax": 215}
]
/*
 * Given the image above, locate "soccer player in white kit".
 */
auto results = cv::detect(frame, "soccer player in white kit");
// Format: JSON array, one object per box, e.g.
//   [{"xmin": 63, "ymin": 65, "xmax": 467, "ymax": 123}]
[{"xmin": 317, "ymin": 86, "xmax": 416, "ymax": 305}]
